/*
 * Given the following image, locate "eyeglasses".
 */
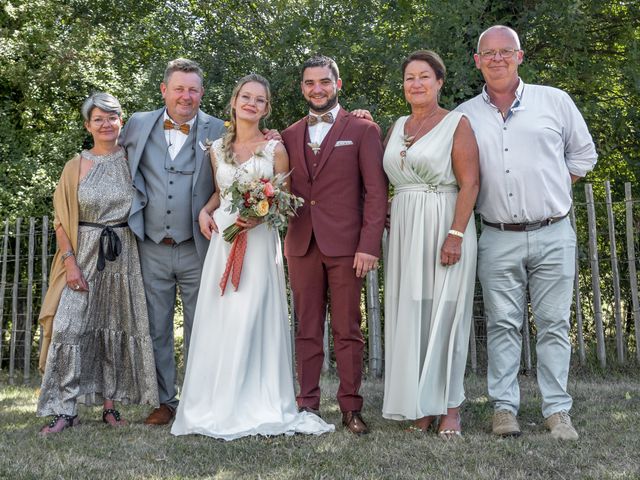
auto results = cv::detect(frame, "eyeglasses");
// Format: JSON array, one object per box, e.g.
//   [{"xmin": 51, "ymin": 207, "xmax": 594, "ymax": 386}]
[
  {"xmin": 90, "ymin": 115, "xmax": 121, "ymax": 126},
  {"xmin": 237, "ymin": 93, "xmax": 268, "ymax": 107},
  {"xmin": 478, "ymin": 48, "xmax": 519, "ymax": 60}
]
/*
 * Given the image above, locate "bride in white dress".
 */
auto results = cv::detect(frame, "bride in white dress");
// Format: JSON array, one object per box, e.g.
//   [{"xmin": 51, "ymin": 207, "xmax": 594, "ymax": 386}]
[{"xmin": 171, "ymin": 74, "xmax": 333, "ymax": 440}]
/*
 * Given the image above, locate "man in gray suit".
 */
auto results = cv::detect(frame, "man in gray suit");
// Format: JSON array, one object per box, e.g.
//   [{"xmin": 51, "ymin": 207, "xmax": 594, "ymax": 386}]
[{"xmin": 121, "ymin": 58, "xmax": 225, "ymax": 425}]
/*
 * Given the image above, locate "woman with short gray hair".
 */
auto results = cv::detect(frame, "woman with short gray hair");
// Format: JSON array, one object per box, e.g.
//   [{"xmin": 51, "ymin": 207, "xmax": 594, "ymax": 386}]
[
  {"xmin": 80, "ymin": 92, "xmax": 123, "ymax": 122},
  {"xmin": 37, "ymin": 92, "xmax": 158, "ymax": 434}
]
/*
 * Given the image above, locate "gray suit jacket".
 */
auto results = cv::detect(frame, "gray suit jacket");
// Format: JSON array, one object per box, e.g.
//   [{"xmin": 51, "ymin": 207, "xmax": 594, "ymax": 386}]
[{"xmin": 120, "ymin": 107, "xmax": 226, "ymax": 260}]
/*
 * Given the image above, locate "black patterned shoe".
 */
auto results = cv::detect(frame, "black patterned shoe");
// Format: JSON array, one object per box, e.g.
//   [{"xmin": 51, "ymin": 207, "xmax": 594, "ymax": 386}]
[
  {"xmin": 39, "ymin": 414, "xmax": 79, "ymax": 435},
  {"xmin": 103, "ymin": 408, "xmax": 127, "ymax": 427}
]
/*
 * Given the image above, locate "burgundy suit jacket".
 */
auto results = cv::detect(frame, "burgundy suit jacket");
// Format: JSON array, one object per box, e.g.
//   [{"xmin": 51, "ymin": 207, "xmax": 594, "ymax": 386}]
[{"xmin": 282, "ymin": 108, "xmax": 388, "ymax": 258}]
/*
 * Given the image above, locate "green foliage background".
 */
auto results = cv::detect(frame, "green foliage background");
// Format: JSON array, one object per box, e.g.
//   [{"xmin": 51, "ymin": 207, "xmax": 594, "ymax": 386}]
[{"xmin": 1, "ymin": 0, "xmax": 638, "ymax": 219}]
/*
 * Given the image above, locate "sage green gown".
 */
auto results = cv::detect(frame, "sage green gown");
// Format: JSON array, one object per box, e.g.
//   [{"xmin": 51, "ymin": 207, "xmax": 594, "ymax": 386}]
[{"xmin": 382, "ymin": 112, "xmax": 477, "ymax": 420}]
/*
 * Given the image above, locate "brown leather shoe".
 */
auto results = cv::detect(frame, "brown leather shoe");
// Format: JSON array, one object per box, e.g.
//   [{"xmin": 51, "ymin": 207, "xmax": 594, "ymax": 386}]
[
  {"xmin": 144, "ymin": 404, "xmax": 175, "ymax": 425},
  {"xmin": 342, "ymin": 411, "xmax": 369, "ymax": 435}
]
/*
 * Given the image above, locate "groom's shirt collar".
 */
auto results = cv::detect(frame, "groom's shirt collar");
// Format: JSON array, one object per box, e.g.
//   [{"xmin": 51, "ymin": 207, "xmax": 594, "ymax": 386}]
[{"xmin": 307, "ymin": 103, "xmax": 341, "ymax": 146}]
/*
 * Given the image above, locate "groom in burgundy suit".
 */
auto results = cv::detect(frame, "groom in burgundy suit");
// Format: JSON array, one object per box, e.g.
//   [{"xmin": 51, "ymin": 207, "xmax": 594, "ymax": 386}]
[{"xmin": 282, "ymin": 55, "xmax": 388, "ymax": 434}]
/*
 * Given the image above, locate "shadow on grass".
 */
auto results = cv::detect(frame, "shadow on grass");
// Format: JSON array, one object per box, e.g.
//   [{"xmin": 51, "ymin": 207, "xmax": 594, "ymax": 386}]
[{"xmin": 1, "ymin": 373, "xmax": 639, "ymax": 479}]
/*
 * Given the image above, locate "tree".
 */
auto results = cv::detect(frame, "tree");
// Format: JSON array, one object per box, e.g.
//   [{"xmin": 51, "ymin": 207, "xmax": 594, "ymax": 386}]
[{"xmin": 1, "ymin": 0, "xmax": 638, "ymax": 221}]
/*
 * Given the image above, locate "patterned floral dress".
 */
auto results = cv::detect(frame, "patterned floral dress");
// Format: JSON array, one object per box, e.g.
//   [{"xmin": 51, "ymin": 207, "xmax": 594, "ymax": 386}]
[{"xmin": 37, "ymin": 149, "xmax": 158, "ymax": 416}]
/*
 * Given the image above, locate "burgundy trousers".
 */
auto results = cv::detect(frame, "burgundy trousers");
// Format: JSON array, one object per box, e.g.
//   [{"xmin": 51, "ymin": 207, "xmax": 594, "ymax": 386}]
[{"xmin": 287, "ymin": 237, "xmax": 365, "ymax": 413}]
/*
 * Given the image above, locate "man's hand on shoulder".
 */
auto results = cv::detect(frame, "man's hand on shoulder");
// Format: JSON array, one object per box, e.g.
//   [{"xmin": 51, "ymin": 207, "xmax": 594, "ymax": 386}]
[
  {"xmin": 353, "ymin": 252, "xmax": 379, "ymax": 278},
  {"xmin": 351, "ymin": 109, "xmax": 374, "ymax": 122},
  {"xmin": 262, "ymin": 129, "xmax": 282, "ymax": 143}
]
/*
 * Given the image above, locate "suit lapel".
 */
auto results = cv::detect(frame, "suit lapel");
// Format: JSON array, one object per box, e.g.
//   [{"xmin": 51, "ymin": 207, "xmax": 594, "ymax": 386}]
[
  {"xmin": 193, "ymin": 110, "xmax": 209, "ymax": 186},
  {"xmin": 313, "ymin": 108, "xmax": 349, "ymax": 180},
  {"xmin": 291, "ymin": 119, "xmax": 311, "ymax": 180},
  {"xmin": 129, "ymin": 108, "xmax": 163, "ymax": 177}
]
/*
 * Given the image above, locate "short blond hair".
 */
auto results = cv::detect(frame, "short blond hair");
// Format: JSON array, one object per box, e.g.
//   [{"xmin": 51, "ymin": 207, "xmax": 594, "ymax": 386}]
[{"xmin": 163, "ymin": 58, "xmax": 204, "ymax": 85}]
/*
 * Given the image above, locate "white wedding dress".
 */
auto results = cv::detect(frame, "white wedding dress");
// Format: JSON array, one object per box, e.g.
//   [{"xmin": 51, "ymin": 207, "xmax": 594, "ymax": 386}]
[{"xmin": 171, "ymin": 139, "xmax": 334, "ymax": 440}]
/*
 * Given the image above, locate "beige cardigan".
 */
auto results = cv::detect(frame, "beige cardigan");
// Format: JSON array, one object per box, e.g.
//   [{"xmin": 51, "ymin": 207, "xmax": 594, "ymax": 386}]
[{"xmin": 38, "ymin": 155, "xmax": 81, "ymax": 374}]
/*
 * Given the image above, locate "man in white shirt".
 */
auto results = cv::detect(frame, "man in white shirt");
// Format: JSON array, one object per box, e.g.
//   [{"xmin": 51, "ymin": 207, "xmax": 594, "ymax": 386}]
[{"xmin": 457, "ymin": 25, "xmax": 597, "ymax": 440}]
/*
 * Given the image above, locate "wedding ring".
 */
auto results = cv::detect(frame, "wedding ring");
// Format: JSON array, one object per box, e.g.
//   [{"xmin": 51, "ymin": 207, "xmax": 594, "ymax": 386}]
[{"xmin": 74, "ymin": 285, "xmax": 80, "ymax": 290}]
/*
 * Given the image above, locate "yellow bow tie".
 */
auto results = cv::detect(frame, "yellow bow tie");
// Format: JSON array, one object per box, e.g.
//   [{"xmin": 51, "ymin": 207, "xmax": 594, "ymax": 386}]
[{"xmin": 163, "ymin": 119, "xmax": 190, "ymax": 135}]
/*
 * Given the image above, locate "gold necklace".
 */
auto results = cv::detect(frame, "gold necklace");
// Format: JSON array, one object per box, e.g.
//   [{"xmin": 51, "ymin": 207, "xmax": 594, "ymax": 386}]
[
  {"xmin": 402, "ymin": 106, "xmax": 441, "ymax": 147},
  {"xmin": 400, "ymin": 106, "xmax": 440, "ymax": 170}
]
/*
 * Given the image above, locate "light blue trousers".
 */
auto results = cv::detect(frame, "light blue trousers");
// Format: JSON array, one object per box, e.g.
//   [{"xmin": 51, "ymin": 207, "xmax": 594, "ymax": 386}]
[{"xmin": 478, "ymin": 218, "xmax": 575, "ymax": 418}]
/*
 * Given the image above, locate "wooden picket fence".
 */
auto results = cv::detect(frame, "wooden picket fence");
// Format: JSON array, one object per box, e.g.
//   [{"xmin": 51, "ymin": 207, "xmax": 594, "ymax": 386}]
[{"xmin": 1, "ymin": 181, "xmax": 639, "ymax": 385}]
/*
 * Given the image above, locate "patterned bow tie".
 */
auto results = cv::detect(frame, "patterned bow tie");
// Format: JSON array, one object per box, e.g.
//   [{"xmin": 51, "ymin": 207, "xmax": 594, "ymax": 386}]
[
  {"xmin": 163, "ymin": 119, "xmax": 190, "ymax": 135},
  {"xmin": 307, "ymin": 112, "xmax": 334, "ymax": 126}
]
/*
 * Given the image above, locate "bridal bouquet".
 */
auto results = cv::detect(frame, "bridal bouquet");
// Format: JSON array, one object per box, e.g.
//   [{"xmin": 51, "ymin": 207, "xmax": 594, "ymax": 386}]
[
  {"xmin": 222, "ymin": 171, "xmax": 304, "ymax": 243},
  {"xmin": 218, "ymin": 170, "xmax": 303, "ymax": 295}
]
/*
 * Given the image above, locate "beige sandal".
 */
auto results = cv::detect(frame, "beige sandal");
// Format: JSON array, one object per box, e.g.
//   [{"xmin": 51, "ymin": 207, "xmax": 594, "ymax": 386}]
[
  {"xmin": 406, "ymin": 415, "xmax": 437, "ymax": 433},
  {"xmin": 438, "ymin": 409, "xmax": 462, "ymax": 439}
]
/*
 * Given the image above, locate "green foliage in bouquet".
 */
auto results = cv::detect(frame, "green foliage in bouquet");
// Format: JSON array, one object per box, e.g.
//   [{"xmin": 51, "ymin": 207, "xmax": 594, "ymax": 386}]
[{"xmin": 222, "ymin": 170, "xmax": 304, "ymax": 243}]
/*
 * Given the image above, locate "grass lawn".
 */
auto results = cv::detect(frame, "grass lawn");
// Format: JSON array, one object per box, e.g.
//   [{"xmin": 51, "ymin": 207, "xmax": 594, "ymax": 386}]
[{"xmin": 1, "ymin": 373, "xmax": 638, "ymax": 479}]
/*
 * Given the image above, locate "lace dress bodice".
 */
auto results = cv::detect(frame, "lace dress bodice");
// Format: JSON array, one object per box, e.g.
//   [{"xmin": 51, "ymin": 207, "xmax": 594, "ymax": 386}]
[{"xmin": 211, "ymin": 139, "xmax": 278, "ymax": 209}]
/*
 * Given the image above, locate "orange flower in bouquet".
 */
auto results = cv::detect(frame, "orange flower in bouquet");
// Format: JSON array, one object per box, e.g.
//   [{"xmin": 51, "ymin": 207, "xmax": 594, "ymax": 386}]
[
  {"xmin": 222, "ymin": 171, "xmax": 304, "ymax": 243},
  {"xmin": 218, "ymin": 170, "xmax": 304, "ymax": 295}
]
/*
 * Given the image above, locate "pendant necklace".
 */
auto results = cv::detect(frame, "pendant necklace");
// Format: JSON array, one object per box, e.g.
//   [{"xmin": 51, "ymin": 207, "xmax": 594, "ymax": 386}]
[
  {"xmin": 400, "ymin": 106, "xmax": 440, "ymax": 170},
  {"xmin": 233, "ymin": 136, "xmax": 263, "ymax": 165}
]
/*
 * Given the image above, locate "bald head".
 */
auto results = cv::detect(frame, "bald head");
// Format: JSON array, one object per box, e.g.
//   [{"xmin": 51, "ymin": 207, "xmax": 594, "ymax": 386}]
[{"xmin": 477, "ymin": 25, "xmax": 521, "ymax": 52}]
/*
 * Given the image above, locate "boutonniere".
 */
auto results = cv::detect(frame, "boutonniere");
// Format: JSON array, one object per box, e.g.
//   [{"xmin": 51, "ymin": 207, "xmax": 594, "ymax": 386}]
[
  {"xmin": 199, "ymin": 138, "xmax": 215, "ymax": 152},
  {"xmin": 307, "ymin": 142, "xmax": 321, "ymax": 155}
]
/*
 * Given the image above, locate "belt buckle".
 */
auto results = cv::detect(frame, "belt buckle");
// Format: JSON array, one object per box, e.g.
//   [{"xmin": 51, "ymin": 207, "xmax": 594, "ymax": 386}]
[
  {"xmin": 524, "ymin": 221, "xmax": 542, "ymax": 231},
  {"xmin": 425, "ymin": 184, "xmax": 437, "ymax": 192}
]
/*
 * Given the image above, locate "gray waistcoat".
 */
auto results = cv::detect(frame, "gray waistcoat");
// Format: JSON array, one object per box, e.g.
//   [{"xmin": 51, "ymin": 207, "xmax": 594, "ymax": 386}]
[{"xmin": 138, "ymin": 116, "xmax": 196, "ymax": 244}]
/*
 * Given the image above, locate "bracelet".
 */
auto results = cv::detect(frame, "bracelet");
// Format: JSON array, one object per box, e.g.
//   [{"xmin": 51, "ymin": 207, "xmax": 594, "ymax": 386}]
[
  {"xmin": 61, "ymin": 250, "xmax": 75, "ymax": 261},
  {"xmin": 448, "ymin": 229, "xmax": 464, "ymax": 239}
]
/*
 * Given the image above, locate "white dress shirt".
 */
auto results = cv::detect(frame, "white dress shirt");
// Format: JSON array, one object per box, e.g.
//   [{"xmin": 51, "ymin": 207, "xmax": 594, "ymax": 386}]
[
  {"xmin": 457, "ymin": 79, "xmax": 597, "ymax": 223},
  {"xmin": 164, "ymin": 111, "xmax": 196, "ymax": 161},
  {"xmin": 308, "ymin": 103, "xmax": 341, "ymax": 146}
]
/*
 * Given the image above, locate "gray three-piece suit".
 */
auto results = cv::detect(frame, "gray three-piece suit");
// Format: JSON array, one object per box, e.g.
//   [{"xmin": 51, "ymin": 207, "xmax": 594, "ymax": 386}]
[{"xmin": 121, "ymin": 108, "xmax": 225, "ymax": 407}]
